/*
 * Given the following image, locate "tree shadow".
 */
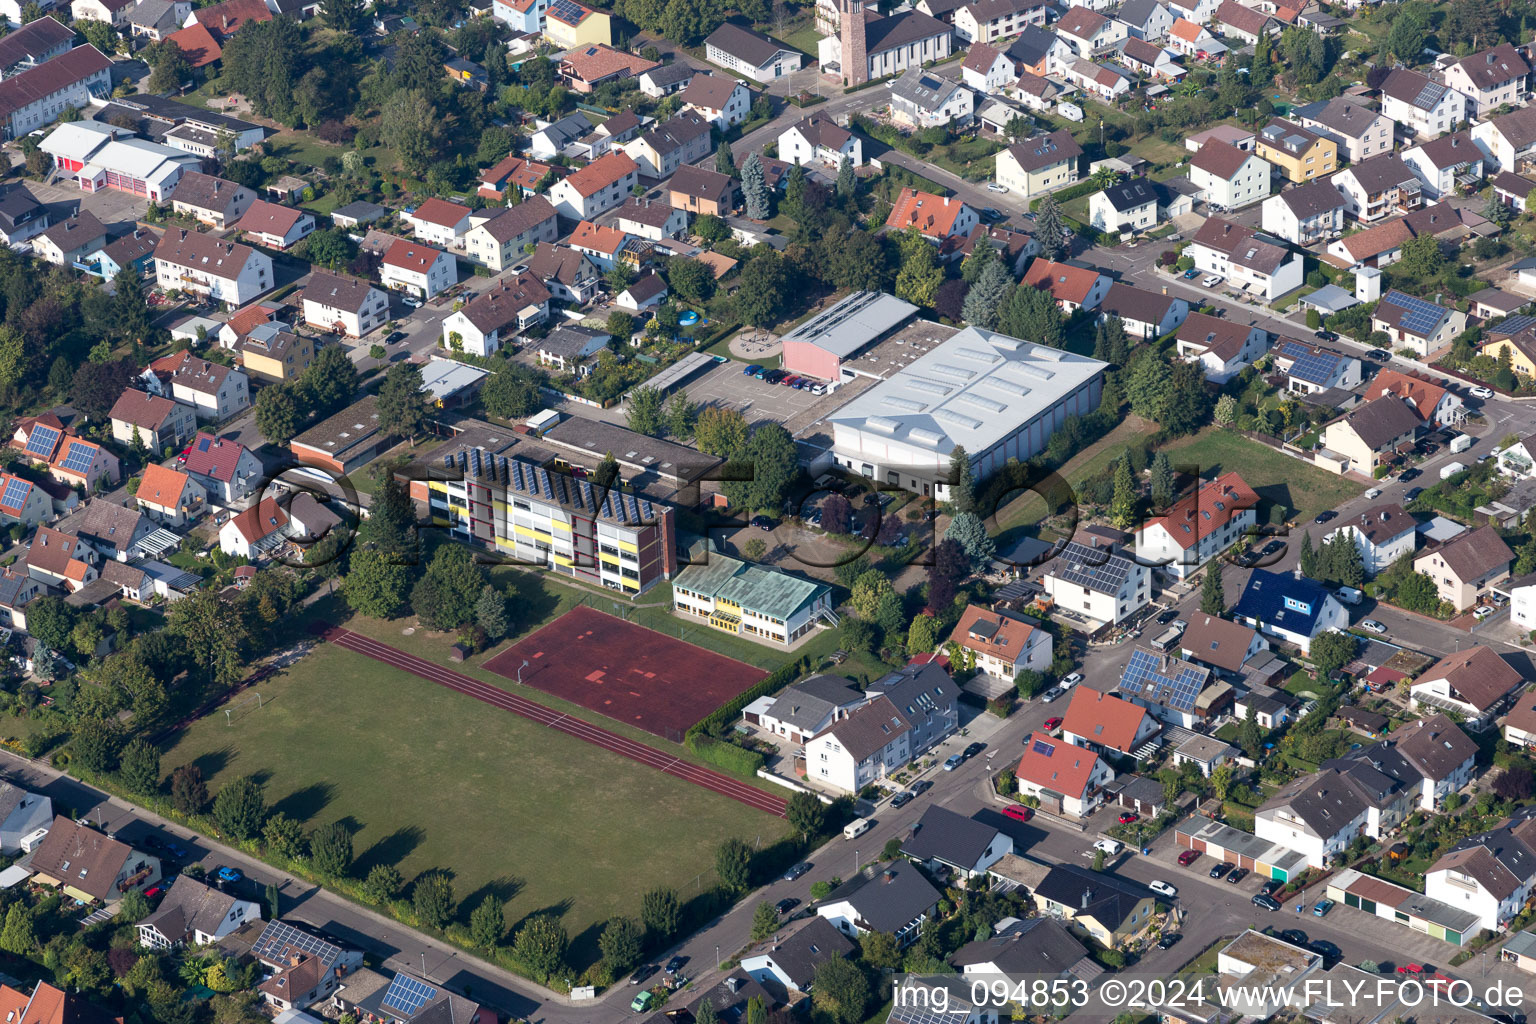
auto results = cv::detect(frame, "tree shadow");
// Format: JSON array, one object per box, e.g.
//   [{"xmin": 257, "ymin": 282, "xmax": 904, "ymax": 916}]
[
  {"xmin": 353, "ymin": 825, "xmax": 426, "ymax": 875},
  {"xmin": 191, "ymin": 747, "xmax": 235, "ymax": 781},
  {"xmin": 456, "ymin": 876, "xmax": 525, "ymax": 925},
  {"xmin": 507, "ymin": 898, "xmax": 574, "ymax": 934},
  {"xmin": 269, "ymin": 782, "xmax": 337, "ymax": 824}
]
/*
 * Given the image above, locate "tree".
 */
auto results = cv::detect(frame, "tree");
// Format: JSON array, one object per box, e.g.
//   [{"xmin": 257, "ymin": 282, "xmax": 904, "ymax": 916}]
[
  {"xmin": 741, "ymin": 152, "xmax": 771, "ymax": 220},
  {"xmin": 362, "ymin": 864, "xmax": 404, "ymax": 904},
  {"xmin": 715, "ymin": 139, "xmax": 736, "ymax": 176},
  {"xmin": 380, "ymin": 89, "xmax": 441, "ymax": 176},
  {"xmin": 664, "ymin": 391, "xmax": 697, "ymax": 439},
  {"xmin": 1385, "ymin": 1, "xmax": 1431, "ymax": 62},
  {"xmin": 169, "ymin": 588, "xmax": 249, "ymax": 686},
  {"xmin": 836, "ymin": 155, "xmax": 855, "ymax": 198},
  {"xmin": 1484, "ymin": 191, "xmax": 1514, "ymax": 229},
  {"xmin": 309, "ymin": 823, "xmax": 353, "ymax": 877},
  {"xmin": 696, "ymin": 1001, "xmax": 718, "ymax": 1024},
  {"xmin": 0, "ymin": 904, "xmax": 35, "ymax": 956},
  {"xmin": 746, "ymin": 997, "xmax": 766, "ymax": 1024},
  {"xmin": 255, "ymin": 383, "xmax": 302, "ymax": 448},
  {"xmin": 146, "ymin": 40, "xmax": 190, "ymax": 93},
  {"xmin": 908, "ymin": 613, "xmax": 940, "ymax": 654},
  {"xmin": 641, "ymin": 887, "xmax": 680, "ymax": 939},
  {"xmin": 1210, "ymin": 763, "xmax": 1233, "ymax": 805},
  {"xmin": 695, "ymin": 406, "xmax": 748, "ymax": 457},
  {"xmin": 606, "ymin": 310, "xmax": 637, "ymax": 342},
  {"xmin": 606, "ymin": 261, "xmax": 636, "ymax": 293},
  {"xmin": 171, "ymin": 764, "xmax": 208, "ymax": 815},
  {"xmin": 346, "ymin": 548, "xmax": 411, "ymax": 619},
  {"xmin": 961, "ymin": 259, "xmax": 1011, "ymax": 330},
  {"xmin": 1309, "ymin": 630, "xmax": 1356, "ymax": 678},
  {"xmin": 725, "ymin": 423, "xmax": 798, "ymax": 512},
  {"xmin": 263, "ymin": 813, "xmax": 307, "ymax": 860},
  {"xmin": 813, "ymin": 958, "xmax": 870, "ymax": 1024},
  {"xmin": 1238, "ymin": 708, "xmax": 1264, "ymax": 759},
  {"xmin": 734, "ymin": 252, "xmax": 790, "ymax": 327},
  {"xmin": 1397, "ymin": 233, "xmax": 1444, "ymax": 279},
  {"xmin": 945, "ymin": 512, "xmax": 995, "ymax": 572},
  {"xmin": 716, "ymin": 837, "xmax": 752, "ymax": 892},
  {"xmin": 751, "ymin": 901, "xmax": 777, "ymax": 941},
  {"xmin": 785, "ymin": 791, "xmax": 825, "ymax": 840},
  {"xmin": 894, "ymin": 235, "xmax": 943, "ymax": 307},
  {"xmin": 598, "ymin": 915, "xmax": 642, "ymax": 972},
  {"xmin": 301, "ymin": 343, "xmax": 359, "ymax": 417},
  {"xmin": 411, "ymin": 544, "xmax": 486, "ymax": 631},
  {"xmin": 627, "ymin": 385, "xmax": 665, "ymax": 436},
  {"xmin": 514, "ymin": 916, "xmax": 568, "ymax": 981},
  {"xmin": 1494, "ymin": 765, "xmax": 1535, "ymax": 801},
  {"xmin": 475, "ymin": 584, "xmax": 510, "ymax": 641},
  {"xmin": 213, "ymin": 776, "xmax": 266, "ymax": 841},
  {"xmin": 26, "ymin": 597, "xmax": 75, "ymax": 653},
  {"xmin": 1200, "ymin": 565, "xmax": 1225, "ymax": 615},
  {"xmin": 997, "ymin": 283, "xmax": 1064, "ymax": 348},
  {"xmin": 1035, "ymin": 196, "xmax": 1067, "ymax": 260},
  {"xmin": 470, "ymin": 896, "xmax": 507, "ymax": 949},
  {"xmin": 377, "ymin": 362, "xmax": 429, "ymax": 442},
  {"xmin": 851, "ymin": 569, "xmax": 894, "ymax": 619},
  {"xmin": 1110, "ymin": 453, "xmax": 1138, "ymax": 529},
  {"xmin": 321, "ymin": 0, "xmax": 367, "ymax": 34},
  {"xmin": 413, "ymin": 872, "xmax": 456, "ymax": 929},
  {"xmin": 1213, "ymin": 394, "xmax": 1237, "ymax": 427},
  {"xmin": 72, "ymin": 719, "xmax": 123, "ymax": 773},
  {"xmin": 481, "ymin": 365, "xmax": 545, "ymax": 420},
  {"xmin": 119, "ymin": 738, "xmax": 161, "ymax": 794},
  {"xmin": 1014, "ymin": 669, "xmax": 1045, "ymax": 699},
  {"xmin": 1150, "ymin": 450, "xmax": 1174, "ymax": 509},
  {"xmin": 112, "ymin": 266, "xmax": 152, "ymax": 346}
]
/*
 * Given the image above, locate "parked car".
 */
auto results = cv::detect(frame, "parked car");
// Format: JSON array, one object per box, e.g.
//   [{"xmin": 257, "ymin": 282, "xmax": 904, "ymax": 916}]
[
  {"xmin": 1313, "ymin": 898, "xmax": 1335, "ymax": 917},
  {"xmin": 891, "ymin": 791, "xmax": 913, "ymax": 807},
  {"xmin": 631, "ymin": 992, "xmax": 655, "ymax": 1013},
  {"xmin": 1226, "ymin": 867, "xmax": 1249, "ymax": 884},
  {"xmin": 630, "ymin": 965, "xmax": 658, "ymax": 985},
  {"xmin": 1367, "ymin": 349, "xmax": 1390, "ymax": 361},
  {"xmin": 775, "ymin": 898, "xmax": 800, "ymax": 915},
  {"xmin": 215, "ymin": 867, "xmax": 243, "ymax": 884},
  {"xmin": 665, "ymin": 956, "xmax": 687, "ymax": 975},
  {"xmin": 1259, "ymin": 540, "xmax": 1285, "ymax": 557},
  {"xmin": 986, "ymin": 182, "xmax": 1009, "ymax": 193},
  {"xmin": 1118, "ymin": 812, "xmax": 1139, "ymax": 824},
  {"xmin": 1314, "ymin": 330, "xmax": 1339, "ymax": 342},
  {"xmin": 1093, "ymin": 838, "xmax": 1123, "ymax": 855},
  {"xmin": 1364, "ymin": 487, "xmax": 1382, "ymax": 500},
  {"xmin": 1474, "ymin": 605, "xmax": 1495, "ymax": 620},
  {"xmin": 1281, "ymin": 929, "xmax": 1309, "ymax": 946},
  {"xmin": 743, "ymin": 364, "xmax": 763, "ymax": 376},
  {"xmin": 1209, "ymin": 862, "xmax": 1232, "ymax": 879},
  {"xmin": 143, "ymin": 886, "xmax": 164, "ymax": 899},
  {"xmin": 750, "ymin": 515, "xmax": 776, "ymax": 531},
  {"xmin": 1471, "ymin": 385, "xmax": 1494, "ymax": 400},
  {"xmin": 1405, "ymin": 487, "xmax": 1424, "ymax": 501},
  {"xmin": 964, "ymin": 742, "xmax": 986, "ymax": 758},
  {"xmin": 1252, "ymin": 893, "xmax": 1281, "ymax": 911},
  {"xmin": 1158, "ymin": 932, "xmax": 1183, "ymax": 949},
  {"xmin": 1314, "ymin": 510, "xmax": 1337, "ymax": 524},
  {"xmin": 1044, "ymin": 716, "xmax": 1063, "ymax": 730},
  {"xmin": 1003, "ymin": 804, "xmax": 1033, "ymax": 823},
  {"xmin": 944, "ymin": 753, "xmax": 965, "ymax": 771},
  {"xmin": 1182, "ymin": 268, "xmax": 1200, "ymax": 279},
  {"xmin": 981, "ymin": 208, "xmax": 1004, "ymax": 221},
  {"xmin": 911, "ymin": 780, "xmax": 932, "ymax": 795},
  {"xmin": 1059, "ymin": 672, "xmax": 1083, "ymax": 689},
  {"xmin": 783, "ymin": 862, "xmax": 810, "ymax": 881},
  {"xmin": 1360, "ymin": 619, "xmax": 1389, "ymax": 635},
  {"xmin": 1177, "ymin": 849, "xmax": 1201, "ymax": 866},
  {"xmin": 1309, "ymin": 940, "xmax": 1341, "ymax": 961},
  {"xmin": 1040, "ymin": 686, "xmax": 1064, "ymax": 703},
  {"xmin": 385, "ymin": 331, "xmax": 407, "ymax": 344},
  {"xmin": 1201, "ymin": 274, "xmax": 1222, "ymax": 287},
  {"xmin": 1259, "ymin": 879, "xmax": 1282, "ymax": 897},
  {"xmin": 1149, "ymin": 880, "xmax": 1178, "ymax": 898},
  {"xmin": 1157, "ymin": 608, "xmax": 1181, "ymax": 624}
]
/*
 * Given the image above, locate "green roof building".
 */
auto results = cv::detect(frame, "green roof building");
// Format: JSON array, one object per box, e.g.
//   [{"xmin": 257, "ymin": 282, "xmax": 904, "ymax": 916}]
[{"xmin": 672, "ymin": 554, "xmax": 833, "ymax": 645}]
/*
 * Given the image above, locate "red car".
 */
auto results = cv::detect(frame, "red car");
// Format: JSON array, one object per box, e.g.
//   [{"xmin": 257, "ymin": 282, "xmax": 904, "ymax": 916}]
[
  {"xmin": 144, "ymin": 887, "xmax": 164, "ymax": 899},
  {"xmin": 1118, "ymin": 812, "xmax": 1139, "ymax": 824},
  {"xmin": 1044, "ymin": 716, "xmax": 1063, "ymax": 730},
  {"xmin": 1003, "ymin": 804, "xmax": 1033, "ymax": 823},
  {"xmin": 176, "ymin": 447, "xmax": 191, "ymax": 463},
  {"xmin": 1178, "ymin": 849, "xmax": 1201, "ymax": 866},
  {"xmin": 1397, "ymin": 964, "xmax": 1424, "ymax": 975}
]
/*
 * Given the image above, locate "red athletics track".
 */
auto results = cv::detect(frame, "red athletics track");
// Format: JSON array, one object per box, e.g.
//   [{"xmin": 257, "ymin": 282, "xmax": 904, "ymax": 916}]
[{"xmin": 315, "ymin": 624, "xmax": 788, "ymax": 817}]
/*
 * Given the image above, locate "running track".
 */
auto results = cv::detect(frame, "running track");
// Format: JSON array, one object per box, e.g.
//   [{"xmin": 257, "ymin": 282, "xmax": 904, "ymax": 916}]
[{"xmin": 316, "ymin": 624, "xmax": 788, "ymax": 817}]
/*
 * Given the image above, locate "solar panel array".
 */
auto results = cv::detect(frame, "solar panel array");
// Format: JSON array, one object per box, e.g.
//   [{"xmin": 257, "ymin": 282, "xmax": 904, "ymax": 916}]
[
  {"xmin": 1497, "ymin": 315, "xmax": 1536, "ymax": 336},
  {"xmin": 252, "ymin": 920, "xmax": 341, "ymax": 967},
  {"xmin": 0, "ymin": 477, "xmax": 28, "ymax": 511},
  {"xmin": 548, "ymin": 0, "xmax": 586, "ymax": 21},
  {"xmin": 1031, "ymin": 738, "xmax": 1054, "ymax": 756},
  {"xmin": 1119, "ymin": 649, "xmax": 1206, "ymax": 712},
  {"xmin": 1412, "ymin": 78, "xmax": 1445, "ymax": 110},
  {"xmin": 1276, "ymin": 340, "xmax": 1342, "ymax": 385},
  {"xmin": 381, "ymin": 974, "xmax": 440, "ymax": 1017},
  {"xmin": 1052, "ymin": 540, "xmax": 1132, "ymax": 594},
  {"xmin": 1382, "ymin": 291, "xmax": 1445, "ymax": 335},
  {"xmin": 58, "ymin": 441, "xmax": 96, "ymax": 475},
  {"xmin": 23, "ymin": 424, "xmax": 59, "ymax": 458}
]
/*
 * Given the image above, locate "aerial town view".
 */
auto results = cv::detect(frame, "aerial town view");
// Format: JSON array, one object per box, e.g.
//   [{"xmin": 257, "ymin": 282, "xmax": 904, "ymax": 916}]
[{"xmin": 5, "ymin": 0, "xmax": 1536, "ymax": 1020}]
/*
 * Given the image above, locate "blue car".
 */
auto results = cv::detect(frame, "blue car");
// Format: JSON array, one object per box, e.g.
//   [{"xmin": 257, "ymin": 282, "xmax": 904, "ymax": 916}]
[
  {"xmin": 1313, "ymin": 899, "xmax": 1335, "ymax": 917},
  {"xmin": 215, "ymin": 867, "xmax": 243, "ymax": 884},
  {"xmin": 1182, "ymin": 268, "xmax": 1200, "ymax": 279},
  {"xmin": 743, "ymin": 364, "xmax": 762, "ymax": 376}
]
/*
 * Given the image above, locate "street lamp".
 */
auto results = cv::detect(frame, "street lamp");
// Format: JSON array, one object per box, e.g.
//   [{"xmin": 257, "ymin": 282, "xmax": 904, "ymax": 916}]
[
  {"xmin": 517, "ymin": 659, "xmax": 529, "ymax": 684},
  {"xmin": 715, "ymin": 944, "xmax": 720, "ymax": 970}
]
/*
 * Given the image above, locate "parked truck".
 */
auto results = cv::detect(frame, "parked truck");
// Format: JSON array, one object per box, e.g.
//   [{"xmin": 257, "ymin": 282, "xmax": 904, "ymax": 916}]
[
  {"xmin": 1450, "ymin": 434, "xmax": 1474, "ymax": 454},
  {"xmin": 1441, "ymin": 461, "xmax": 1467, "ymax": 480}
]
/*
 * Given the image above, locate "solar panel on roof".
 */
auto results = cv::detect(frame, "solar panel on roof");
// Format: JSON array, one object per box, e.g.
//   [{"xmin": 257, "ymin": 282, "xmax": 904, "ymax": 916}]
[
  {"xmin": 197, "ymin": 436, "xmax": 213, "ymax": 452},
  {"xmin": 23, "ymin": 424, "xmax": 59, "ymax": 458},
  {"xmin": 1031, "ymin": 738, "xmax": 1054, "ymax": 756},
  {"xmin": 538, "ymin": 468, "xmax": 553, "ymax": 499},
  {"xmin": 1383, "ymin": 290, "xmax": 1446, "ymax": 335},
  {"xmin": 0, "ymin": 477, "xmax": 28, "ymax": 511},
  {"xmin": 548, "ymin": 0, "xmax": 586, "ymax": 20},
  {"xmin": 603, "ymin": 494, "xmax": 614, "ymax": 518},
  {"xmin": 58, "ymin": 441, "xmax": 97, "ymax": 475},
  {"xmin": 641, "ymin": 499, "xmax": 654, "ymax": 519},
  {"xmin": 512, "ymin": 462, "xmax": 526, "ymax": 491},
  {"xmin": 381, "ymin": 974, "xmax": 440, "ymax": 1017},
  {"xmin": 253, "ymin": 921, "xmax": 339, "ymax": 966},
  {"xmin": 579, "ymin": 479, "xmax": 593, "ymax": 510}
]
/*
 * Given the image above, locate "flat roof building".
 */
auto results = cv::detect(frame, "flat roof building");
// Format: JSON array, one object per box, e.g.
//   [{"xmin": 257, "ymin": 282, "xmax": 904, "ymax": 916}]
[
  {"xmin": 779, "ymin": 290, "xmax": 919, "ymax": 382},
  {"xmin": 828, "ymin": 325, "xmax": 1107, "ymax": 498}
]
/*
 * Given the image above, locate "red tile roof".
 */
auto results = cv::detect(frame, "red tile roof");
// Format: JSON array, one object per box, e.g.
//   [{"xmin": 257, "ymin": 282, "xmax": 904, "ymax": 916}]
[
  {"xmin": 181, "ymin": 432, "xmax": 249, "ymax": 483},
  {"xmin": 137, "ymin": 463, "xmax": 192, "ymax": 509},
  {"xmin": 560, "ymin": 151, "xmax": 639, "ymax": 198},
  {"xmin": 1364, "ymin": 369, "xmax": 1449, "ymax": 423},
  {"xmin": 410, "ymin": 197, "xmax": 471, "ymax": 230},
  {"xmin": 1142, "ymin": 471, "xmax": 1258, "ymax": 550},
  {"xmin": 1060, "ymin": 689, "xmax": 1150, "ymax": 753},
  {"xmin": 1016, "ymin": 731, "xmax": 1104, "ymax": 798},
  {"xmin": 229, "ymin": 497, "xmax": 288, "ymax": 545},
  {"xmin": 382, "ymin": 238, "xmax": 448, "ymax": 273},
  {"xmin": 885, "ymin": 187, "xmax": 972, "ymax": 237},
  {"xmin": 168, "ymin": 22, "xmax": 222, "ymax": 66},
  {"xmin": 0, "ymin": 45, "xmax": 111, "ymax": 121},
  {"xmin": 1022, "ymin": 257, "xmax": 1102, "ymax": 304}
]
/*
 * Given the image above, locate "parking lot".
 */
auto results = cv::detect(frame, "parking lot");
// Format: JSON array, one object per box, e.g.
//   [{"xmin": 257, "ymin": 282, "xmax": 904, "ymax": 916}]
[
  {"xmin": 682, "ymin": 361, "xmax": 862, "ymax": 431},
  {"xmin": 25, "ymin": 179, "xmax": 151, "ymax": 234}
]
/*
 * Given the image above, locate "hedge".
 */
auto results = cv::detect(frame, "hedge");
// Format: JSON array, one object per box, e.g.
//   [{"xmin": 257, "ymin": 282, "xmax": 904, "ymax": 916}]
[
  {"xmin": 1028, "ymin": 178, "xmax": 1101, "ymax": 211},
  {"xmin": 688, "ymin": 653, "xmax": 814, "ymax": 742},
  {"xmin": 689, "ymin": 735, "xmax": 767, "ymax": 776}
]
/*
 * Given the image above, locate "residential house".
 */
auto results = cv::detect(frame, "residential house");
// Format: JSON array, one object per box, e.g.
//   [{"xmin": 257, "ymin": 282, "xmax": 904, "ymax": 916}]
[
  {"xmin": 1401, "ymin": 130, "xmax": 1485, "ymax": 199},
  {"xmin": 1319, "ymin": 395, "xmax": 1421, "ymax": 476},
  {"xmin": 1166, "ymin": 17, "xmax": 1226, "ymax": 61},
  {"xmin": 1414, "ymin": 527, "xmax": 1515, "ymax": 613},
  {"xmin": 1016, "ymin": 730, "xmax": 1114, "ymax": 816},
  {"xmin": 475, "ymin": 154, "xmax": 558, "ymax": 202},
  {"xmin": 109, "ymin": 389, "xmax": 195, "ymax": 450},
  {"xmin": 1331, "ymin": 502, "xmax": 1416, "ymax": 575},
  {"xmin": 752, "ymin": 674, "xmax": 865, "ymax": 743},
  {"xmin": 1039, "ymin": 534, "xmax": 1152, "ymax": 624},
  {"xmin": 32, "ymin": 211, "xmax": 107, "ymax": 268},
  {"xmin": 668, "ymin": 164, "xmax": 738, "ymax": 216},
  {"xmin": 954, "ymin": 0, "xmax": 1046, "ymax": 42},
  {"xmin": 234, "ymin": 321, "xmax": 312, "ymax": 384},
  {"xmin": 803, "ymin": 695, "xmax": 913, "ymax": 793},
  {"xmin": 527, "ymin": 111, "xmax": 594, "ymax": 160},
  {"xmin": 0, "ymin": 473, "xmax": 50, "ymax": 530},
  {"xmin": 253, "ymin": 920, "xmax": 364, "ymax": 1011},
  {"xmin": 1413, "ymin": 645, "xmax": 1524, "ymax": 728},
  {"xmin": 1030, "ymin": 863, "xmax": 1157, "ymax": 946},
  {"xmin": 959, "ymin": 43, "xmax": 1013, "ymax": 93},
  {"xmin": 739, "ymin": 917, "xmax": 854, "ymax": 994},
  {"xmin": 74, "ymin": 501, "xmax": 148, "ymax": 562},
  {"xmin": 1471, "ymin": 287, "xmax": 1530, "ymax": 320},
  {"xmin": 615, "ymin": 198, "xmax": 688, "ymax": 241},
  {"xmin": 1322, "ymin": 215, "xmax": 1415, "ymax": 271},
  {"xmin": 1096, "ymin": 281, "xmax": 1187, "ymax": 339},
  {"xmin": 1473, "ymin": 106, "xmax": 1536, "ymax": 173},
  {"xmin": 678, "ymin": 73, "xmax": 752, "ymax": 129},
  {"xmin": 1214, "ymin": 0, "xmax": 1273, "ymax": 42},
  {"xmin": 558, "ymin": 44, "xmax": 656, "ymax": 93},
  {"xmin": 219, "ymin": 497, "xmax": 290, "ymax": 558},
  {"xmin": 89, "ymin": 229, "xmax": 159, "ymax": 281},
  {"xmin": 29, "ymin": 816, "xmax": 160, "ymax": 901},
  {"xmin": 994, "ymin": 130, "xmax": 1082, "ymax": 197},
  {"xmin": 13, "ymin": 418, "xmax": 118, "ymax": 494},
  {"xmin": 1174, "ymin": 311, "xmax": 1269, "ymax": 382},
  {"xmin": 863, "ymin": 661, "xmax": 960, "ymax": 756},
  {"xmin": 1425, "ymin": 809, "xmax": 1536, "ymax": 932},
  {"xmin": 1371, "ymin": 290, "xmax": 1466, "ymax": 358},
  {"xmin": 1191, "ymin": 141, "xmax": 1273, "ymax": 209},
  {"xmin": 1117, "ymin": 37, "xmax": 1183, "ymax": 80},
  {"xmin": 703, "ymin": 22, "xmax": 801, "ymax": 83},
  {"xmin": 901, "ymin": 806, "xmax": 1011, "ymax": 879},
  {"xmin": 1115, "ymin": 0, "xmax": 1173, "ymax": 39},
  {"xmin": 1380, "ymin": 68, "xmax": 1465, "ymax": 140},
  {"xmin": 1375, "ymin": 713, "xmax": 1478, "ymax": 810},
  {"xmin": 527, "ymin": 242, "xmax": 601, "ymax": 304},
  {"xmin": 233, "ymin": 200, "xmax": 313, "ymax": 251},
  {"xmin": 134, "ymin": 463, "xmax": 205, "ymax": 525},
  {"xmin": 1135, "ymin": 471, "xmax": 1257, "ymax": 578},
  {"xmin": 463, "ymin": 197, "xmax": 560, "ymax": 271},
  {"xmin": 567, "ymin": 220, "xmax": 632, "ymax": 271},
  {"xmin": 154, "ymin": 229, "xmax": 272, "ymax": 306},
  {"xmin": 541, "ymin": 0, "xmax": 609, "ymax": 49},
  {"xmin": 300, "ymin": 273, "xmax": 388, "ymax": 339},
  {"xmin": 1255, "ymin": 118, "xmax": 1336, "ymax": 183},
  {"xmin": 0, "ymin": 782, "xmax": 49, "ymax": 854},
  {"xmin": 889, "ymin": 67, "xmax": 975, "ymax": 130},
  {"xmin": 946, "ymin": 604, "xmax": 1051, "ymax": 690},
  {"xmin": 0, "ymin": 569, "xmax": 43, "ymax": 630},
  {"xmin": 1483, "ymin": 323, "xmax": 1536, "ymax": 378},
  {"xmin": 1064, "ymin": 60, "xmax": 1132, "ymax": 102},
  {"xmin": 1060, "ymin": 688, "xmax": 1158, "ymax": 758},
  {"xmin": 129, "ymin": 0, "xmax": 192, "ymax": 38},
  {"xmin": 623, "ymin": 110, "xmax": 712, "ymax": 179},
  {"xmin": 1443, "ymin": 43, "xmax": 1530, "ymax": 117},
  {"xmin": 1294, "ymin": 96, "xmax": 1395, "ymax": 162},
  {"xmin": 379, "ymin": 239, "xmax": 456, "ymax": 299},
  {"xmin": 0, "ymin": 184, "xmax": 46, "ymax": 245},
  {"xmin": 169, "ymin": 172, "xmax": 255, "ymax": 228},
  {"xmin": 616, "ymin": 271, "xmax": 667, "ymax": 311},
  {"xmin": 1363, "ymin": 368, "xmax": 1464, "ymax": 427},
  {"xmin": 1260, "ymin": 180, "xmax": 1346, "ymax": 244},
  {"xmin": 1257, "ymin": 763, "xmax": 1411, "ymax": 867},
  {"xmin": 137, "ymin": 875, "xmax": 261, "ymax": 949},
  {"xmin": 548, "ymin": 151, "xmax": 639, "ymax": 220},
  {"xmin": 779, "ymin": 115, "xmax": 863, "ymax": 168},
  {"xmin": 1503, "ymin": 682, "xmax": 1536, "ymax": 746},
  {"xmin": 181, "ymin": 432, "xmax": 262, "ymax": 504},
  {"xmin": 0, "ymin": 45, "xmax": 111, "ymax": 140},
  {"xmin": 638, "ymin": 63, "xmax": 695, "ymax": 97},
  {"xmin": 1055, "ymin": 5, "xmax": 1125, "ymax": 56},
  {"xmin": 1332, "ymin": 153, "xmax": 1425, "ymax": 222},
  {"xmin": 1230, "ymin": 568, "xmax": 1351, "ymax": 655},
  {"xmin": 1177, "ymin": 613, "xmax": 1267, "ymax": 677},
  {"xmin": 885, "ymin": 187, "xmax": 980, "ymax": 244},
  {"xmin": 405, "ymin": 198, "xmax": 471, "ymax": 249},
  {"xmin": 1020, "ymin": 257, "xmax": 1109, "ymax": 312},
  {"xmin": 441, "ymin": 272, "xmax": 550, "ymax": 358},
  {"xmin": 957, "ymin": 223, "xmax": 1038, "ymax": 275},
  {"xmin": 815, "ymin": 860, "xmax": 940, "ymax": 947},
  {"xmin": 1003, "ymin": 24, "xmax": 1068, "ymax": 75}
]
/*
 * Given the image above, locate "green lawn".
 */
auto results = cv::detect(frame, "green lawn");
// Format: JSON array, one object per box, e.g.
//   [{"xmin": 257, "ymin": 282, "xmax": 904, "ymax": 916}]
[
  {"xmin": 160, "ymin": 639, "xmax": 788, "ymax": 966},
  {"xmin": 992, "ymin": 414, "xmax": 1163, "ymax": 533},
  {"xmin": 1159, "ymin": 429, "xmax": 1362, "ymax": 520}
]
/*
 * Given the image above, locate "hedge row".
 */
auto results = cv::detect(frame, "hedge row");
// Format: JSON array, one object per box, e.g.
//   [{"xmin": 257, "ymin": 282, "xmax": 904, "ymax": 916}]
[
  {"xmin": 1028, "ymin": 178, "xmax": 1100, "ymax": 211},
  {"xmin": 688, "ymin": 735, "xmax": 767, "ymax": 776},
  {"xmin": 688, "ymin": 653, "xmax": 815, "ymax": 742}
]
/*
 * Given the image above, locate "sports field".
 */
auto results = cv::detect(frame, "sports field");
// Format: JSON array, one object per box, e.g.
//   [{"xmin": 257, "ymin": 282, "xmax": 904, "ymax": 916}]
[
  {"xmin": 483, "ymin": 606, "xmax": 766, "ymax": 740},
  {"xmin": 160, "ymin": 641, "xmax": 788, "ymax": 963}
]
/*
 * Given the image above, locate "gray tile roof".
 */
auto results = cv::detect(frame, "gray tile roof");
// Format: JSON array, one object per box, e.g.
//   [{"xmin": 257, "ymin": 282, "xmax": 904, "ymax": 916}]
[
  {"xmin": 900, "ymin": 806, "xmax": 1004, "ymax": 868},
  {"xmin": 823, "ymin": 861, "xmax": 941, "ymax": 932}
]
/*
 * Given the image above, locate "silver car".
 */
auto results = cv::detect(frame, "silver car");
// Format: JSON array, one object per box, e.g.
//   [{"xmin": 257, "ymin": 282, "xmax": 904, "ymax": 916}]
[{"xmin": 1041, "ymin": 686, "xmax": 1064, "ymax": 703}]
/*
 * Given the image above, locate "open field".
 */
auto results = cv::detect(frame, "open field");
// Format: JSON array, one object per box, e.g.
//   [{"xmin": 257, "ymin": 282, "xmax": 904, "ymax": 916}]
[
  {"xmin": 991, "ymin": 415, "xmax": 1162, "ymax": 534},
  {"xmin": 484, "ymin": 606, "xmax": 766, "ymax": 739},
  {"xmin": 1160, "ymin": 429, "xmax": 1361, "ymax": 520},
  {"xmin": 161, "ymin": 640, "xmax": 787, "ymax": 964}
]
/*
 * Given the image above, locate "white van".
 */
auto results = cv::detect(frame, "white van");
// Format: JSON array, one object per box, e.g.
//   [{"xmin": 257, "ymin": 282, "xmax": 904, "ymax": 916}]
[
  {"xmin": 1441, "ymin": 461, "xmax": 1467, "ymax": 480},
  {"xmin": 1335, "ymin": 586, "xmax": 1363, "ymax": 606},
  {"xmin": 844, "ymin": 817, "xmax": 873, "ymax": 840},
  {"xmin": 1450, "ymin": 433, "xmax": 1473, "ymax": 454}
]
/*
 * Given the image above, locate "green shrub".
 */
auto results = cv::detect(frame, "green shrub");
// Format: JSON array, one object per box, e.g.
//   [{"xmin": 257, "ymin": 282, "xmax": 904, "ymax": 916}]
[{"xmin": 686, "ymin": 736, "xmax": 766, "ymax": 777}]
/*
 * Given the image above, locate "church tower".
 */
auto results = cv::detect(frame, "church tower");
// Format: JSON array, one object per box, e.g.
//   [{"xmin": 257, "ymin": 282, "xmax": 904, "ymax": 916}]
[{"xmin": 840, "ymin": 0, "xmax": 868, "ymax": 87}]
